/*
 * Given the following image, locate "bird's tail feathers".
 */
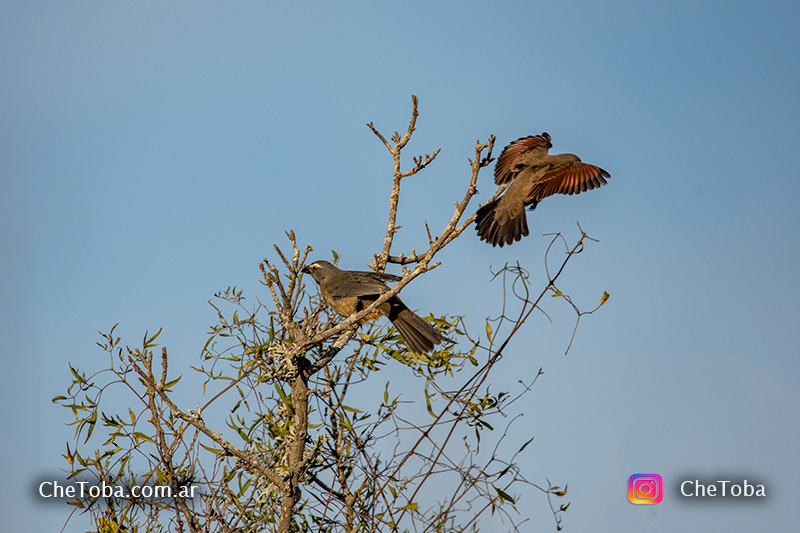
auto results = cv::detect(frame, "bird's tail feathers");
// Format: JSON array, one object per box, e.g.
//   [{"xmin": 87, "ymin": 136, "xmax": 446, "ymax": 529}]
[
  {"xmin": 392, "ymin": 309, "xmax": 446, "ymax": 355},
  {"xmin": 475, "ymin": 201, "xmax": 529, "ymax": 247}
]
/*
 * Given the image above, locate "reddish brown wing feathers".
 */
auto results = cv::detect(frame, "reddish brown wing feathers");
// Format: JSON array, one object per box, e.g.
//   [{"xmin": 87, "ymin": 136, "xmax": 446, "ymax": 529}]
[
  {"xmin": 494, "ymin": 133, "xmax": 552, "ymax": 185},
  {"xmin": 528, "ymin": 162, "xmax": 610, "ymax": 202}
]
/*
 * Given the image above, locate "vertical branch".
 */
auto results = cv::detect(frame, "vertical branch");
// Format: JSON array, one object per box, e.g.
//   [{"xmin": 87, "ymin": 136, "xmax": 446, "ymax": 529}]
[
  {"xmin": 368, "ymin": 95, "xmax": 418, "ymax": 272},
  {"xmin": 367, "ymin": 95, "xmax": 441, "ymax": 273},
  {"xmin": 278, "ymin": 365, "xmax": 310, "ymax": 533}
]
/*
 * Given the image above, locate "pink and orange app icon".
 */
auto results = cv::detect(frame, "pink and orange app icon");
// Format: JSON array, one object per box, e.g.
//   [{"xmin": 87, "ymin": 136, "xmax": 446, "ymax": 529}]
[{"xmin": 628, "ymin": 474, "xmax": 663, "ymax": 504}]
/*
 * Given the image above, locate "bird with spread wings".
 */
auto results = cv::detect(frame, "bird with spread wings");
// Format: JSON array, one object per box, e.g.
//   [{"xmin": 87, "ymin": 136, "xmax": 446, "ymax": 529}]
[{"xmin": 475, "ymin": 133, "xmax": 610, "ymax": 247}]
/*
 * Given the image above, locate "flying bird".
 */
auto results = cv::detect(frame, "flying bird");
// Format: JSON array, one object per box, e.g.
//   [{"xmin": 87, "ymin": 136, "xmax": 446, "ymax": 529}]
[
  {"xmin": 302, "ymin": 260, "xmax": 446, "ymax": 354},
  {"xmin": 475, "ymin": 133, "xmax": 610, "ymax": 246}
]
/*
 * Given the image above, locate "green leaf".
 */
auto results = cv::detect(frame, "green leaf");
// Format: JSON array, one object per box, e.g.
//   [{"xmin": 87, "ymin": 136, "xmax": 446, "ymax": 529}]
[
  {"xmin": 398, "ymin": 502, "xmax": 418, "ymax": 510},
  {"xmin": 69, "ymin": 364, "xmax": 85, "ymax": 383},
  {"xmin": 517, "ymin": 436, "xmax": 534, "ymax": 453},
  {"xmin": 163, "ymin": 376, "xmax": 182, "ymax": 390},
  {"xmin": 144, "ymin": 328, "xmax": 162, "ymax": 348},
  {"xmin": 274, "ymin": 383, "xmax": 291, "ymax": 406},
  {"xmin": 84, "ymin": 410, "xmax": 98, "ymax": 442},
  {"xmin": 200, "ymin": 443, "xmax": 226, "ymax": 455},
  {"xmin": 132, "ymin": 432, "xmax": 156, "ymax": 445},
  {"xmin": 424, "ymin": 389, "xmax": 435, "ymax": 417},
  {"xmin": 268, "ymin": 316, "xmax": 275, "ymax": 344},
  {"xmin": 494, "ymin": 486, "xmax": 516, "ymax": 503}
]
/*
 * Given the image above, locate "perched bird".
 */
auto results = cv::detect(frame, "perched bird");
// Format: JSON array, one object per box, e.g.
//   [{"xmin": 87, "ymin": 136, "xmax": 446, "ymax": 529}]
[
  {"xmin": 475, "ymin": 133, "xmax": 610, "ymax": 246},
  {"xmin": 302, "ymin": 260, "xmax": 446, "ymax": 354}
]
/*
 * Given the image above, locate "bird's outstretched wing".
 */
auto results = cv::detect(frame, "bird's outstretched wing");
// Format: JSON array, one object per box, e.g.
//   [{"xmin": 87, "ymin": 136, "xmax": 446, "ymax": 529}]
[
  {"xmin": 494, "ymin": 133, "xmax": 552, "ymax": 185},
  {"xmin": 527, "ymin": 162, "xmax": 610, "ymax": 202}
]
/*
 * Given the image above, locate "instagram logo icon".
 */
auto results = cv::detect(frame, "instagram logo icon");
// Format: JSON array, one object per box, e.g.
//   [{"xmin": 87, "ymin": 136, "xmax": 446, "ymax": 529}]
[{"xmin": 628, "ymin": 474, "xmax": 663, "ymax": 504}]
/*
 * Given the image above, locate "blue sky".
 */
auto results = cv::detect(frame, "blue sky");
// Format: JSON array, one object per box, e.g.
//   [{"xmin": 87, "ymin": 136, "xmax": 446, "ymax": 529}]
[{"xmin": 2, "ymin": 1, "xmax": 799, "ymax": 531}]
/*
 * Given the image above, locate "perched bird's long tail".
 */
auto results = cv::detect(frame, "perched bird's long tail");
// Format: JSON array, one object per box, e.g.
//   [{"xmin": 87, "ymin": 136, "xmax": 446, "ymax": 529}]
[{"xmin": 386, "ymin": 299, "xmax": 445, "ymax": 354}]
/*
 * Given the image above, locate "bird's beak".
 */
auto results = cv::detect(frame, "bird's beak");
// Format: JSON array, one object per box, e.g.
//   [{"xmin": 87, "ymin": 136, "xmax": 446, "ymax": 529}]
[{"xmin": 301, "ymin": 266, "xmax": 311, "ymax": 274}]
